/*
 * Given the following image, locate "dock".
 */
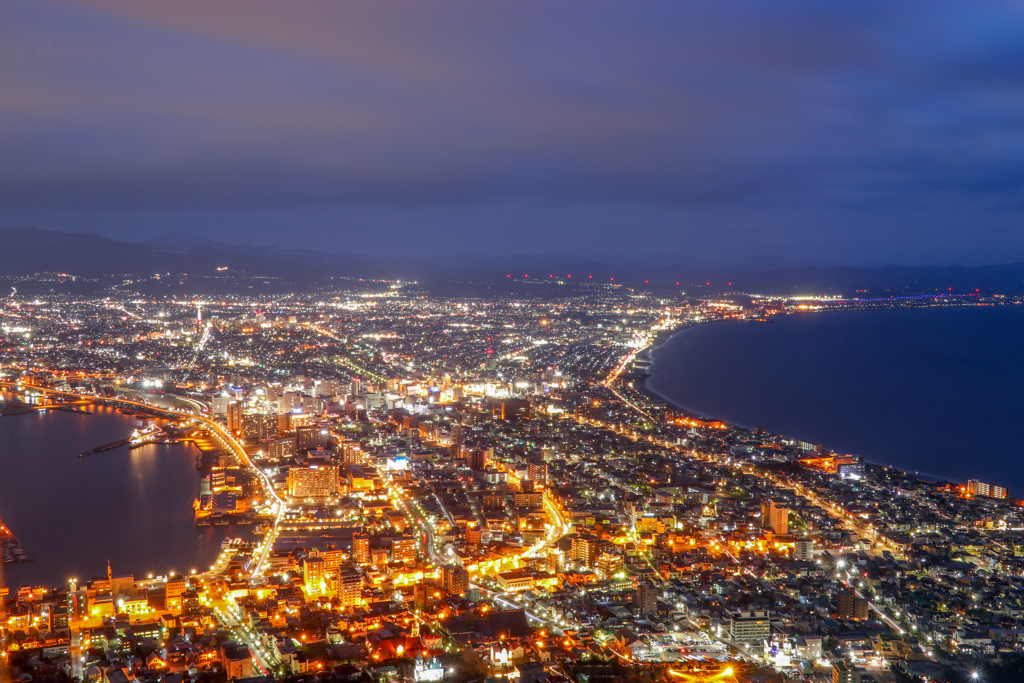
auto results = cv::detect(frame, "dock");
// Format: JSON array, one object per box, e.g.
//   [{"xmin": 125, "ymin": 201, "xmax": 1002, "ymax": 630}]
[{"xmin": 78, "ymin": 436, "xmax": 132, "ymax": 458}]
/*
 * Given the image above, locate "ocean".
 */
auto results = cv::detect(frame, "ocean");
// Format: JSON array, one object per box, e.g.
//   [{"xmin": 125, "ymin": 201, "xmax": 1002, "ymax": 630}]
[{"xmin": 646, "ymin": 304, "xmax": 1024, "ymax": 496}]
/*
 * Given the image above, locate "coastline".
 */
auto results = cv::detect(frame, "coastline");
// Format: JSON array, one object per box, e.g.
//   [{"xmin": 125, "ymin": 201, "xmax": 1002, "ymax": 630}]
[
  {"xmin": 638, "ymin": 306, "xmax": 1014, "ymax": 492},
  {"xmin": 0, "ymin": 391, "xmax": 237, "ymax": 588}
]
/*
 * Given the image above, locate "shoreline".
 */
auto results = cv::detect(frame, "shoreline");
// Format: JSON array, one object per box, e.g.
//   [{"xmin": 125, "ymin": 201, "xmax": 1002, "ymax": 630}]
[
  {"xmin": 638, "ymin": 306, "xmax": 1010, "ymax": 493},
  {"xmin": 0, "ymin": 393, "xmax": 231, "ymax": 589}
]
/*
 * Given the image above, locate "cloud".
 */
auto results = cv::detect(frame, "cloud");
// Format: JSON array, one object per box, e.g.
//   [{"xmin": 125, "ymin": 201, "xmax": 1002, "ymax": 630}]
[{"xmin": 2, "ymin": 0, "xmax": 1024, "ymax": 262}]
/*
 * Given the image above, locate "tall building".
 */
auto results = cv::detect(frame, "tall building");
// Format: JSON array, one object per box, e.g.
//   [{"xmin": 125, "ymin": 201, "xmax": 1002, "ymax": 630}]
[
  {"xmin": 341, "ymin": 441, "xmax": 363, "ymax": 463},
  {"xmin": 728, "ymin": 609, "xmax": 771, "ymax": 643},
  {"xmin": 794, "ymin": 539, "xmax": 815, "ymax": 561},
  {"xmin": 837, "ymin": 591, "xmax": 869, "ymax": 620},
  {"xmin": 287, "ymin": 465, "xmax": 340, "ymax": 500},
  {"xmin": 390, "ymin": 536, "xmax": 417, "ymax": 564},
  {"xmin": 636, "ymin": 581, "xmax": 658, "ymax": 617},
  {"xmin": 241, "ymin": 413, "xmax": 278, "ymax": 444},
  {"xmin": 303, "ymin": 556, "xmax": 327, "ymax": 594},
  {"xmin": 337, "ymin": 565, "xmax": 362, "ymax": 607},
  {"xmin": 597, "ymin": 549, "xmax": 624, "ymax": 578},
  {"xmin": 352, "ymin": 533, "xmax": 370, "ymax": 565},
  {"xmin": 761, "ymin": 500, "xmax": 789, "ymax": 535},
  {"xmin": 443, "ymin": 565, "xmax": 469, "ymax": 597},
  {"xmin": 832, "ymin": 661, "xmax": 861, "ymax": 683},
  {"xmin": 267, "ymin": 436, "xmax": 296, "ymax": 460},
  {"xmin": 296, "ymin": 425, "xmax": 333, "ymax": 453},
  {"xmin": 212, "ymin": 394, "xmax": 231, "ymax": 416},
  {"xmin": 492, "ymin": 399, "xmax": 530, "ymax": 421},
  {"xmin": 527, "ymin": 462, "xmax": 548, "ymax": 484},
  {"xmin": 464, "ymin": 448, "xmax": 488, "ymax": 471},
  {"xmin": 571, "ymin": 535, "xmax": 598, "ymax": 568},
  {"xmin": 226, "ymin": 402, "xmax": 243, "ymax": 437},
  {"xmin": 968, "ymin": 479, "xmax": 1008, "ymax": 500}
]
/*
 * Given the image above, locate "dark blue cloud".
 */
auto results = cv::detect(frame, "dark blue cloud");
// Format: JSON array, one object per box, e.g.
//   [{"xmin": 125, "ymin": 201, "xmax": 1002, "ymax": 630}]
[{"xmin": 2, "ymin": 0, "xmax": 1024, "ymax": 263}]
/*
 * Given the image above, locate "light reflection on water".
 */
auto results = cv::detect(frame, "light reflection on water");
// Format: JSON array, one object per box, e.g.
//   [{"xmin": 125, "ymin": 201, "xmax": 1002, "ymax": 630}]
[{"xmin": 0, "ymin": 395, "xmax": 247, "ymax": 589}]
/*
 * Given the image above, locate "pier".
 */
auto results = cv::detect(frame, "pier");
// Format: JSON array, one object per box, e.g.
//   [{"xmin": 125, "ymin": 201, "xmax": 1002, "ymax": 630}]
[
  {"xmin": 0, "ymin": 397, "xmax": 91, "ymax": 417},
  {"xmin": 78, "ymin": 436, "xmax": 132, "ymax": 458}
]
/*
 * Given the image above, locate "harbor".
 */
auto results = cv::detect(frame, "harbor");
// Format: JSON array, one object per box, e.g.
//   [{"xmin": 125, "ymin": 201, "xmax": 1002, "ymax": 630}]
[{"xmin": 0, "ymin": 401, "xmax": 243, "ymax": 587}]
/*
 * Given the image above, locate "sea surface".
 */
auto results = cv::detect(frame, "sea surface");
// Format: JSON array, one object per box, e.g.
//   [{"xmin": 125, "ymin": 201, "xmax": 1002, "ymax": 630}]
[
  {"xmin": 646, "ymin": 305, "xmax": 1024, "ymax": 495},
  {"xmin": 0, "ymin": 400, "xmax": 239, "ymax": 589}
]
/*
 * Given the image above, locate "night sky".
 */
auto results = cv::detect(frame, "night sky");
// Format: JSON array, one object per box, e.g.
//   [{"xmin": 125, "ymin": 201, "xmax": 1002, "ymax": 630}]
[{"xmin": 3, "ymin": 1, "xmax": 1024, "ymax": 264}]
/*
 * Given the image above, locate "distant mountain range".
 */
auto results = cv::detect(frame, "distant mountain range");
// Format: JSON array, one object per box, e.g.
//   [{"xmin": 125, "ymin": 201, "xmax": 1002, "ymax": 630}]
[{"xmin": 5, "ymin": 226, "xmax": 1024, "ymax": 296}]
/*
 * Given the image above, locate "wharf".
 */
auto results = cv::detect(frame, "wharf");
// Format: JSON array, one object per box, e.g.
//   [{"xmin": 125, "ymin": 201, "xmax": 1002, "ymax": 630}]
[{"xmin": 78, "ymin": 436, "xmax": 132, "ymax": 458}]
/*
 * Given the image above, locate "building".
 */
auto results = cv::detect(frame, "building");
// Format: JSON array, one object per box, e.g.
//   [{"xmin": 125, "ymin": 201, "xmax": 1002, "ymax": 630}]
[
  {"xmin": 492, "ymin": 399, "xmax": 530, "ymax": 421},
  {"xmin": 267, "ymin": 436, "xmax": 296, "ymax": 460},
  {"xmin": 296, "ymin": 425, "xmax": 332, "ymax": 453},
  {"xmin": 303, "ymin": 556, "xmax": 327, "ymax": 594},
  {"xmin": 413, "ymin": 654, "xmax": 445, "ymax": 683},
  {"xmin": 571, "ymin": 535, "xmax": 598, "ymax": 568},
  {"xmin": 968, "ymin": 479, "xmax": 1008, "ymax": 500},
  {"xmin": 761, "ymin": 500, "xmax": 789, "ymax": 535},
  {"xmin": 728, "ymin": 609, "xmax": 771, "ymax": 643},
  {"xmin": 838, "ymin": 591, "xmax": 870, "ymax": 620},
  {"xmin": 390, "ymin": 536, "xmax": 418, "ymax": 564},
  {"xmin": 226, "ymin": 402, "xmax": 243, "ymax": 437},
  {"xmin": 212, "ymin": 394, "xmax": 231, "ymax": 416},
  {"xmin": 221, "ymin": 642, "xmax": 254, "ymax": 680},
  {"xmin": 527, "ymin": 462, "xmax": 548, "ymax": 484},
  {"xmin": 636, "ymin": 581, "xmax": 658, "ymax": 617},
  {"xmin": 312, "ymin": 547, "xmax": 347, "ymax": 576},
  {"xmin": 443, "ymin": 564, "xmax": 469, "ymax": 597},
  {"xmin": 337, "ymin": 565, "xmax": 362, "ymax": 607},
  {"xmin": 241, "ymin": 413, "xmax": 278, "ymax": 444},
  {"xmin": 832, "ymin": 661, "xmax": 861, "ymax": 683},
  {"xmin": 794, "ymin": 539, "xmax": 815, "ymax": 561},
  {"xmin": 597, "ymin": 548, "xmax": 624, "ymax": 578},
  {"xmin": 352, "ymin": 532, "xmax": 370, "ymax": 565},
  {"xmin": 514, "ymin": 492, "xmax": 542, "ymax": 508},
  {"xmin": 286, "ymin": 465, "xmax": 340, "ymax": 500},
  {"xmin": 496, "ymin": 569, "xmax": 535, "ymax": 592},
  {"xmin": 461, "ymin": 448, "xmax": 488, "ymax": 471}
]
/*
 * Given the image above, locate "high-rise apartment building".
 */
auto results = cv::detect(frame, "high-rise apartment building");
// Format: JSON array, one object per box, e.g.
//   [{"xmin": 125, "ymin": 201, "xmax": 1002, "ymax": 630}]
[
  {"xmin": 761, "ymin": 500, "xmax": 789, "ymax": 535},
  {"xmin": 352, "ymin": 533, "xmax": 370, "ymax": 565},
  {"xmin": 832, "ymin": 661, "xmax": 861, "ymax": 683},
  {"xmin": 728, "ymin": 609, "xmax": 771, "ymax": 643},
  {"xmin": 443, "ymin": 565, "xmax": 469, "ymax": 597},
  {"xmin": 636, "ymin": 581, "xmax": 658, "ymax": 617},
  {"xmin": 390, "ymin": 536, "xmax": 417, "ymax": 564},
  {"xmin": 794, "ymin": 539, "xmax": 815, "ymax": 561},
  {"xmin": 337, "ymin": 565, "xmax": 362, "ymax": 607},
  {"xmin": 296, "ymin": 425, "xmax": 333, "ymax": 453},
  {"xmin": 226, "ymin": 402, "xmax": 243, "ymax": 436},
  {"xmin": 837, "ymin": 591, "xmax": 870, "ymax": 620},
  {"xmin": 287, "ymin": 465, "xmax": 340, "ymax": 500},
  {"xmin": 968, "ymin": 479, "xmax": 1008, "ymax": 500}
]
